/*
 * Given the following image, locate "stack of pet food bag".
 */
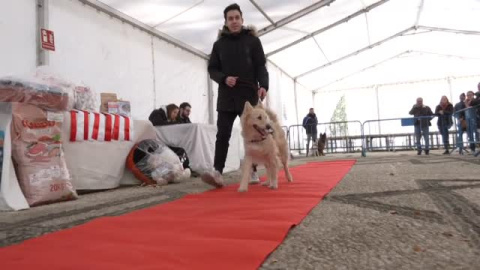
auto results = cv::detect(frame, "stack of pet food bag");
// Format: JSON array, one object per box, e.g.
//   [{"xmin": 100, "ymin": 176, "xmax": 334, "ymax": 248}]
[{"xmin": 0, "ymin": 67, "xmax": 98, "ymax": 207}]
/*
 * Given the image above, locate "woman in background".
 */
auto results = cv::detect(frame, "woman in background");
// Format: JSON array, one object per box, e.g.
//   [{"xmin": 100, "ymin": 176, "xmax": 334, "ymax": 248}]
[
  {"xmin": 149, "ymin": 104, "xmax": 179, "ymax": 126},
  {"xmin": 435, "ymin": 96, "xmax": 453, "ymax": 154}
]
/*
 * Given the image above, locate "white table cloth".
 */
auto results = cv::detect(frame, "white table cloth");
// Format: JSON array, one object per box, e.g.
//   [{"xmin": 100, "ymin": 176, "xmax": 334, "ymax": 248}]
[{"xmin": 154, "ymin": 123, "xmax": 243, "ymax": 173}]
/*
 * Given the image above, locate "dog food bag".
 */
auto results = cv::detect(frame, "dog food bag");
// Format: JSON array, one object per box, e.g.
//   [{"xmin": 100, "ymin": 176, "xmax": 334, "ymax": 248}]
[{"xmin": 11, "ymin": 103, "xmax": 78, "ymax": 206}]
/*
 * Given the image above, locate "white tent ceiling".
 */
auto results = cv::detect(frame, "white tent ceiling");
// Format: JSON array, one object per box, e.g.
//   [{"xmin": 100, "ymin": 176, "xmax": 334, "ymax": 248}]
[{"xmin": 96, "ymin": 0, "xmax": 480, "ymax": 91}]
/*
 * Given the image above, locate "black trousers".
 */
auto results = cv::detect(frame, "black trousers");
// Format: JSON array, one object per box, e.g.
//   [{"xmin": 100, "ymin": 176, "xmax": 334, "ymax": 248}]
[{"xmin": 214, "ymin": 111, "xmax": 257, "ymax": 174}]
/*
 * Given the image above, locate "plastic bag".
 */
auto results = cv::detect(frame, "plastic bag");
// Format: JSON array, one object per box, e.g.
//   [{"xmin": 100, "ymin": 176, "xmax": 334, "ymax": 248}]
[
  {"xmin": 0, "ymin": 66, "xmax": 97, "ymax": 112},
  {"xmin": 35, "ymin": 66, "xmax": 97, "ymax": 111},
  {"xmin": 11, "ymin": 103, "xmax": 78, "ymax": 206},
  {"xmin": 0, "ymin": 76, "xmax": 70, "ymax": 111},
  {"xmin": 126, "ymin": 139, "xmax": 190, "ymax": 186}
]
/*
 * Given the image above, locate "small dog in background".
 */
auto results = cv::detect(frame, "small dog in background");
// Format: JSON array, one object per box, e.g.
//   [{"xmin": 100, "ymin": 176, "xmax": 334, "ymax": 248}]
[{"xmin": 318, "ymin": 133, "xmax": 327, "ymax": 156}]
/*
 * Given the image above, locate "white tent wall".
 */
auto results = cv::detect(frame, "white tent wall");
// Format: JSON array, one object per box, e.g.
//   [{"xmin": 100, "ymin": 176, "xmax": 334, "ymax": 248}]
[
  {"xmin": 295, "ymin": 83, "xmax": 314, "ymax": 125},
  {"xmin": 314, "ymin": 88, "xmax": 378, "ymax": 124},
  {"xmin": 2, "ymin": 0, "xmax": 209, "ymax": 122},
  {"xmin": 315, "ymin": 75, "xmax": 480, "ymax": 137},
  {"xmin": 0, "ymin": 0, "xmax": 36, "ymax": 77},
  {"xmin": 266, "ymin": 62, "xmax": 295, "ymax": 126},
  {"xmin": 152, "ymin": 39, "xmax": 209, "ymax": 124}
]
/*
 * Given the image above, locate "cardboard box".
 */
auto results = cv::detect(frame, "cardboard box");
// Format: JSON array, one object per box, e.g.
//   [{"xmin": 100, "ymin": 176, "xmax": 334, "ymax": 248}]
[
  {"xmin": 100, "ymin": 93, "xmax": 117, "ymax": 113},
  {"xmin": 107, "ymin": 101, "xmax": 131, "ymax": 117}
]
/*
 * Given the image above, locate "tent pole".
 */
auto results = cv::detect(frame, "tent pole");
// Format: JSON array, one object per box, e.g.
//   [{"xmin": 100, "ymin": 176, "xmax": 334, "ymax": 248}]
[{"xmin": 36, "ymin": 0, "xmax": 49, "ymax": 66}]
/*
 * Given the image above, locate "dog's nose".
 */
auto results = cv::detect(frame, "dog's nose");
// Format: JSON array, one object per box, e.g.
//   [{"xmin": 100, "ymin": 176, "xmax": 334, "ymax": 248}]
[{"xmin": 266, "ymin": 124, "xmax": 272, "ymax": 130}]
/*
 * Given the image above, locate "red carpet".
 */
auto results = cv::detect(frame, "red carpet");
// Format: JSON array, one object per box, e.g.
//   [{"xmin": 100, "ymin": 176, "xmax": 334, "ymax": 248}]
[{"xmin": 0, "ymin": 160, "xmax": 355, "ymax": 270}]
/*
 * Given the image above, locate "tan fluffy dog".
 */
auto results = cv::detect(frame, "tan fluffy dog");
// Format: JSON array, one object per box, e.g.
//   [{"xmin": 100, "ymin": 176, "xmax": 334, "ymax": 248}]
[{"xmin": 238, "ymin": 101, "xmax": 293, "ymax": 192}]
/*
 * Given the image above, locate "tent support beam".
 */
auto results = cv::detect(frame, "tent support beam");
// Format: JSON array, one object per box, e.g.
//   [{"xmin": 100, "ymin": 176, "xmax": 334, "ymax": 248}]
[
  {"xmin": 249, "ymin": 0, "xmax": 274, "ymax": 24},
  {"xmin": 415, "ymin": 0, "xmax": 425, "ymax": 27},
  {"xmin": 315, "ymin": 74, "xmax": 480, "ymax": 93},
  {"xmin": 295, "ymin": 26, "xmax": 415, "ymax": 79},
  {"xmin": 311, "ymin": 50, "xmax": 413, "ymax": 92},
  {"xmin": 76, "ymin": 0, "xmax": 208, "ymax": 60},
  {"xmin": 36, "ymin": 0, "xmax": 49, "ymax": 66},
  {"xmin": 207, "ymin": 75, "xmax": 214, "ymax": 125},
  {"xmin": 266, "ymin": 0, "xmax": 391, "ymax": 57},
  {"xmin": 418, "ymin": 26, "xmax": 480, "ymax": 36},
  {"xmin": 267, "ymin": 60, "xmax": 294, "ymax": 80},
  {"xmin": 258, "ymin": 0, "xmax": 336, "ymax": 37}
]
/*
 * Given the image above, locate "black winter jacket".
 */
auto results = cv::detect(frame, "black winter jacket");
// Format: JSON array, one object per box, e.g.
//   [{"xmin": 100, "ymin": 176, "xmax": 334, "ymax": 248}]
[
  {"xmin": 208, "ymin": 26, "xmax": 269, "ymax": 114},
  {"xmin": 434, "ymin": 103, "xmax": 454, "ymax": 128},
  {"xmin": 409, "ymin": 105, "xmax": 433, "ymax": 127},
  {"xmin": 149, "ymin": 106, "xmax": 177, "ymax": 126}
]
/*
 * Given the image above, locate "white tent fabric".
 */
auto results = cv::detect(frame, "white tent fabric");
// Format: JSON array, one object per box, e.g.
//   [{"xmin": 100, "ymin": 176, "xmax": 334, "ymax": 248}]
[
  {"xmin": 0, "ymin": 0, "xmax": 36, "ymax": 77},
  {"xmin": 2, "ymin": 0, "xmax": 480, "ymax": 123}
]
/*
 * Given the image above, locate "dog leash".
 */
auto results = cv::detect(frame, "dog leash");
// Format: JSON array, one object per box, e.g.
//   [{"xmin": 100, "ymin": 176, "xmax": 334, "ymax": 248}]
[{"xmin": 235, "ymin": 78, "xmax": 266, "ymax": 102}]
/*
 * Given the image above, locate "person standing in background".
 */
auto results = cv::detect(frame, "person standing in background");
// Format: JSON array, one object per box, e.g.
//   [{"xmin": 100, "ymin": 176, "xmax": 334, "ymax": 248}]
[{"xmin": 409, "ymin": 97, "xmax": 433, "ymax": 155}]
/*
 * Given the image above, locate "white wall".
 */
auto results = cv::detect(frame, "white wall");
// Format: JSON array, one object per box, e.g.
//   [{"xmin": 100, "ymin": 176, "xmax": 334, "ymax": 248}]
[{"xmin": 0, "ymin": 0, "xmax": 36, "ymax": 77}]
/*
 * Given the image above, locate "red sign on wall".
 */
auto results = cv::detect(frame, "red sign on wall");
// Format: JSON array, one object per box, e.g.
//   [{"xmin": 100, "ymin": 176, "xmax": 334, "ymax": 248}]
[{"xmin": 41, "ymin": 28, "xmax": 55, "ymax": 51}]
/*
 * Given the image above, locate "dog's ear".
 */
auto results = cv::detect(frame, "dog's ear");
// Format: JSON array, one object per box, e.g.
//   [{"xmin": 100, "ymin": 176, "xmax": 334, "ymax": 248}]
[
  {"xmin": 256, "ymin": 101, "xmax": 264, "ymax": 109},
  {"xmin": 243, "ymin": 101, "xmax": 253, "ymax": 113}
]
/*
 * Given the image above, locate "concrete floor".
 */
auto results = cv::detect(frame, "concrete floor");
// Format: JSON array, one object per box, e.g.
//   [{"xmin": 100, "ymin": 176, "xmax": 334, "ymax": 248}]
[{"xmin": 1, "ymin": 150, "xmax": 480, "ymax": 269}]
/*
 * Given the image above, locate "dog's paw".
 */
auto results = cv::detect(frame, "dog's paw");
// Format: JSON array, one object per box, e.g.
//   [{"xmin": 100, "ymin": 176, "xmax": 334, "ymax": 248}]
[
  {"xmin": 238, "ymin": 186, "xmax": 248, "ymax": 192},
  {"xmin": 261, "ymin": 181, "xmax": 270, "ymax": 186}
]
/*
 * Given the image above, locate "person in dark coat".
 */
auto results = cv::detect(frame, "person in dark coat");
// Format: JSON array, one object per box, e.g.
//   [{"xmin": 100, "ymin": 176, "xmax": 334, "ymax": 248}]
[
  {"xmin": 454, "ymin": 93, "xmax": 467, "ymax": 154},
  {"xmin": 302, "ymin": 108, "xmax": 318, "ymax": 155},
  {"xmin": 435, "ymin": 96, "xmax": 454, "ymax": 154},
  {"xmin": 201, "ymin": 3, "xmax": 269, "ymax": 188},
  {"xmin": 465, "ymin": 91, "xmax": 479, "ymax": 152},
  {"xmin": 409, "ymin": 97, "xmax": 433, "ymax": 155},
  {"xmin": 148, "ymin": 104, "xmax": 179, "ymax": 126},
  {"xmin": 177, "ymin": 102, "xmax": 192, "ymax": 124}
]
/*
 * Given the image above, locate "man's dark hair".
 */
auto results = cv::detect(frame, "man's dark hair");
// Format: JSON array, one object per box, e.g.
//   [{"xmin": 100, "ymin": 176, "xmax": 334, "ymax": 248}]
[
  {"xmin": 224, "ymin": 3, "xmax": 242, "ymax": 20},
  {"xmin": 460, "ymin": 93, "xmax": 466, "ymax": 97},
  {"xmin": 309, "ymin": 108, "xmax": 314, "ymax": 111},
  {"xmin": 179, "ymin": 102, "xmax": 191, "ymax": 109}
]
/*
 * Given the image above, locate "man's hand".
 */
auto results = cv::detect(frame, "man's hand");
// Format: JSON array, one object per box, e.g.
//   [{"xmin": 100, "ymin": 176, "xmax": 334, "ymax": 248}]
[
  {"xmin": 258, "ymin": 87, "xmax": 267, "ymax": 101},
  {"xmin": 225, "ymin": 76, "xmax": 238, "ymax": 87}
]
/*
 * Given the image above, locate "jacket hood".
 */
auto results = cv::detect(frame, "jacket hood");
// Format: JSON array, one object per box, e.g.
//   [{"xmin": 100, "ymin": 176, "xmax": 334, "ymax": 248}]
[{"xmin": 217, "ymin": 25, "xmax": 258, "ymax": 40}]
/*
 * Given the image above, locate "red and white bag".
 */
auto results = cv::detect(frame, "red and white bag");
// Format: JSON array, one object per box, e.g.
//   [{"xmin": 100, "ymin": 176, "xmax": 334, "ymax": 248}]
[
  {"xmin": 70, "ymin": 111, "xmax": 133, "ymax": 142},
  {"xmin": 11, "ymin": 104, "xmax": 78, "ymax": 206}
]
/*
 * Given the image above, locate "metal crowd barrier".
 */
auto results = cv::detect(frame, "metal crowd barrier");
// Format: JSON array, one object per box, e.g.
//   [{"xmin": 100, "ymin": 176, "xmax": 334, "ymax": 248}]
[
  {"xmin": 451, "ymin": 105, "xmax": 480, "ymax": 155},
  {"xmin": 282, "ymin": 104, "xmax": 480, "ymax": 158},
  {"xmin": 288, "ymin": 121, "xmax": 363, "ymax": 156}
]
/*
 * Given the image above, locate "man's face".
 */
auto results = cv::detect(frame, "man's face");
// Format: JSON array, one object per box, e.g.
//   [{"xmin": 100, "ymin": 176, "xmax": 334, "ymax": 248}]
[
  {"xmin": 460, "ymin": 94, "xmax": 466, "ymax": 102},
  {"xmin": 183, "ymin": 106, "xmax": 191, "ymax": 118},
  {"xmin": 416, "ymin": 98, "xmax": 423, "ymax": 107},
  {"xmin": 225, "ymin": 10, "xmax": 243, "ymax": 34},
  {"xmin": 309, "ymin": 109, "xmax": 314, "ymax": 115}
]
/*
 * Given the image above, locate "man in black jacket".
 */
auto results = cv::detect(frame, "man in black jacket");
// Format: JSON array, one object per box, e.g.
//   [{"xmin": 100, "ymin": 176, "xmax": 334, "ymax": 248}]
[
  {"xmin": 409, "ymin": 97, "xmax": 433, "ymax": 155},
  {"xmin": 177, "ymin": 102, "xmax": 192, "ymax": 124},
  {"xmin": 201, "ymin": 3, "xmax": 269, "ymax": 188},
  {"xmin": 302, "ymin": 108, "xmax": 318, "ymax": 156}
]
